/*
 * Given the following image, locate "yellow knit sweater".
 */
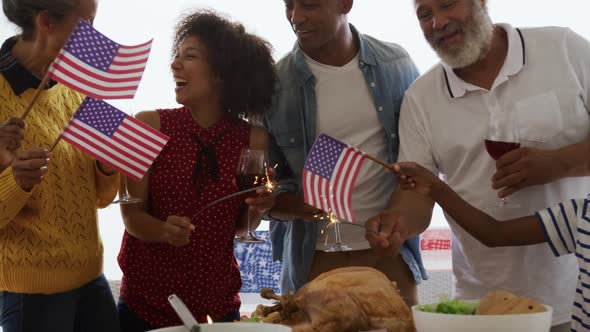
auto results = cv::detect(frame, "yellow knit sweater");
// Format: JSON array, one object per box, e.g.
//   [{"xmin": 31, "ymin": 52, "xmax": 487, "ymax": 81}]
[{"xmin": 0, "ymin": 75, "xmax": 120, "ymax": 294}]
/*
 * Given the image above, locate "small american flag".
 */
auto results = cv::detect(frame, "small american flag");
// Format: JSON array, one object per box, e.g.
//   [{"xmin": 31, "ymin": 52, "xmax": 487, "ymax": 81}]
[
  {"xmin": 49, "ymin": 19, "xmax": 152, "ymax": 99},
  {"xmin": 303, "ymin": 134, "xmax": 366, "ymax": 222},
  {"xmin": 61, "ymin": 97, "xmax": 169, "ymax": 181}
]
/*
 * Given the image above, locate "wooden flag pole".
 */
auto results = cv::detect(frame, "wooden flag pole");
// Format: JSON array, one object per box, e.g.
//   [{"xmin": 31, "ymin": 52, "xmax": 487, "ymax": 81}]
[
  {"xmin": 49, "ymin": 135, "xmax": 62, "ymax": 152},
  {"xmin": 48, "ymin": 105, "xmax": 81, "ymax": 153},
  {"xmin": 20, "ymin": 68, "xmax": 52, "ymax": 120},
  {"xmin": 365, "ymin": 153, "xmax": 396, "ymax": 171}
]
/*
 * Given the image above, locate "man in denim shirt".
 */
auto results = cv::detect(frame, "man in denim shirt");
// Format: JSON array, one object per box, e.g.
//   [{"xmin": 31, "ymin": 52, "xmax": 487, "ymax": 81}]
[{"xmin": 263, "ymin": 0, "xmax": 428, "ymax": 305}]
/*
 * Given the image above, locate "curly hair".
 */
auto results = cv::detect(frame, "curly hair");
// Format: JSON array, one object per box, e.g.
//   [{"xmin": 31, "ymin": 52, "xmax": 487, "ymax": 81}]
[{"xmin": 173, "ymin": 10, "xmax": 277, "ymax": 121}]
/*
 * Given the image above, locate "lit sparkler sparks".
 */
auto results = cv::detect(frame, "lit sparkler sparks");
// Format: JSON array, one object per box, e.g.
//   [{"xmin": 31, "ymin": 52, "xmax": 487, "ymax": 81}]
[
  {"xmin": 312, "ymin": 202, "xmax": 382, "ymax": 239},
  {"xmin": 318, "ymin": 208, "xmax": 341, "ymax": 246},
  {"xmin": 327, "ymin": 210, "xmax": 339, "ymax": 225},
  {"xmin": 263, "ymin": 162, "xmax": 276, "ymax": 193}
]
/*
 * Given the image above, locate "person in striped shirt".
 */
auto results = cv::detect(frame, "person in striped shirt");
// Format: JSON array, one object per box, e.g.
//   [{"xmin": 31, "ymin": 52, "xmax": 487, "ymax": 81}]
[{"xmin": 390, "ymin": 161, "xmax": 589, "ymax": 331}]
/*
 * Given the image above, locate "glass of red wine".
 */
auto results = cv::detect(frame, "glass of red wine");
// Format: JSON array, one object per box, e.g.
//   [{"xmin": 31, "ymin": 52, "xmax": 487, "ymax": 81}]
[
  {"xmin": 235, "ymin": 148, "xmax": 266, "ymax": 243},
  {"xmin": 484, "ymin": 110, "xmax": 520, "ymax": 208}
]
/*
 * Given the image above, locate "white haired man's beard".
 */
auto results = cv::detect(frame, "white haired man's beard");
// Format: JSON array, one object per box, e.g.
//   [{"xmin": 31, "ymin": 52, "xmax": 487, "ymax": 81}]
[{"xmin": 426, "ymin": 2, "xmax": 494, "ymax": 69}]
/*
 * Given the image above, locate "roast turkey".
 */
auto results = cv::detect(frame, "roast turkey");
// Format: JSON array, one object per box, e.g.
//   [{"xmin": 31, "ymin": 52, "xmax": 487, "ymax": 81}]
[{"xmin": 257, "ymin": 266, "xmax": 416, "ymax": 332}]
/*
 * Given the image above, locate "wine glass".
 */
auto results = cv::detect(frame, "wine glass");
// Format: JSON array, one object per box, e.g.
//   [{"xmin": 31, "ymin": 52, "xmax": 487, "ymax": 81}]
[
  {"xmin": 324, "ymin": 220, "xmax": 352, "ymax": 252},
  {"xmin": 112, "ymin": 111, "xmax": 142, "ymax": 205},
  {"xmin": 112, "ymin": 175, "xmax": 142, "ymax": 204},
  {"xmin": 235, "ymin": 148, "xmax": 266, "ymax": 243},
  {"xmin": 317, "ymin": 203, "xmax": 352, "ymax": 252},
  {"xmin": 484, "ymin": 110, "xmax": 520, "ymax": 208}
]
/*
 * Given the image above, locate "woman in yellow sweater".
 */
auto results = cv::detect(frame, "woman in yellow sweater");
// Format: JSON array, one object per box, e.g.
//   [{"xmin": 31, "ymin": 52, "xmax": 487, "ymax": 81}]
[{"xmin": 0, "ymin": 0, "xmax": 120, "ymax": 331}]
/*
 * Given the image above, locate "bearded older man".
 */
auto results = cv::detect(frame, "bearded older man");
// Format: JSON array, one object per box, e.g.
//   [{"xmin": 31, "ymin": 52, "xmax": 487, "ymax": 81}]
[{"xmin": 365, "ymin": 0, "xmax": 590, "ymax": 331}]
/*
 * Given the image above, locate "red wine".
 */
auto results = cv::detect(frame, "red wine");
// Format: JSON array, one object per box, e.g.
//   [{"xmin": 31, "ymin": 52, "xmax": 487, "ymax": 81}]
[
  {"xmin": 484, "ymin": 140, "xmax": 520, "ymax": 160},
  {"xmin": 236, "ymin": 173, "xmax": 267, "ymax": 191}
]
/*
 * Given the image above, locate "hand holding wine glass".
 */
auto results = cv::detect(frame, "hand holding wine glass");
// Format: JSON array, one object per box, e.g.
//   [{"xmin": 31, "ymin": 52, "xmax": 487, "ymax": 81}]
[
  {"xmin": 484, "ymin": 110, "xmax": 520, "ymax": 208},
  {"xmin": 492, "ymin": 147, "xmax": 564, "ymax": 198}
]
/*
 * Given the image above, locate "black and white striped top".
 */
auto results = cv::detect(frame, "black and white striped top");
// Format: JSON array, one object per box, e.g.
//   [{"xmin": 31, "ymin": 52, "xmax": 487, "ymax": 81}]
[{"xmin": 537, "ymin": 196, "xmax": 590, "ymax": 331}]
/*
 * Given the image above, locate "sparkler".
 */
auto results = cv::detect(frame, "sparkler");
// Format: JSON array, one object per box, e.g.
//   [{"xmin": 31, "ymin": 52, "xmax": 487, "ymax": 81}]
[
  {"xmin": 313, "ymin": 207, "xmax": 384, "ymax": 237},
  {"xmin": 191, "ymin": 170, "xmax": 280, "ymax": 222},
  {"xmin": 315, "ymin": 203, "xmax": 352, "ymax": 252},
  {"xmin": 190, "ymin": 163, "xmax": 386, "ymax": 242}
]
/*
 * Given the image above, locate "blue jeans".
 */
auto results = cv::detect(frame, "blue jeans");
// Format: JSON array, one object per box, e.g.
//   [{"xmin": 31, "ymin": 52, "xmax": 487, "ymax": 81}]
[
  {"xmin": 118, "ymin": 299, "xmax": 240, "ymax": 332},
  {"xmin": 0, "ymin": 274, "xmax": 119, "ymax": 332}
]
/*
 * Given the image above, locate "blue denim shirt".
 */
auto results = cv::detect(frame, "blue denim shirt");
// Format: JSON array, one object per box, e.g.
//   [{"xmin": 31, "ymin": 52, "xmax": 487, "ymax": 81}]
[{"xmin": 264, "ymin": 25, "xmax": 428, "ymax": 294}]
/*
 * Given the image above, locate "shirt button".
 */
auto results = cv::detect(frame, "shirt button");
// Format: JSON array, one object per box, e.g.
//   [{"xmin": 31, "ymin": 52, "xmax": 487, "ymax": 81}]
[
  {"xmin": 289, "ymin": 138, "xmax": 296, "ymax": 144},
  {"xmin": 370, "ymin": 82, "xmax": 376, "ymax": 88},
  {"xmin": 378, "ymin": 106, "xmax": 384, "ymax": 112},
  {"xmin": 390, "ymin": 133, "xmax": 396, "ymax": 139}
]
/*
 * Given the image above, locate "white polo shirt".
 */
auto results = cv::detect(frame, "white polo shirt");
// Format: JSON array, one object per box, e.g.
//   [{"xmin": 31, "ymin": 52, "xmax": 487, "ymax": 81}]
[{"xmin": 399, "ymin": 23, "xmax": 590, "ymax": 324}]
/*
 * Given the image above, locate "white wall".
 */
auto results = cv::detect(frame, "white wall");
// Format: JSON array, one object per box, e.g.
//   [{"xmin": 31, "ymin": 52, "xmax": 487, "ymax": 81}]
[{"xmin": 1, "ymin": 0, "xmax": 589, "ymax": 280}]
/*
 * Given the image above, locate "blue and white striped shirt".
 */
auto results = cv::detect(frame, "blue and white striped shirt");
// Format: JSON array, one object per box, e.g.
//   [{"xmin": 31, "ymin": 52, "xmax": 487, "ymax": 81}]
[{"xmin": 537, "ymin": 196, "xmax": 590, "ymax": 331}]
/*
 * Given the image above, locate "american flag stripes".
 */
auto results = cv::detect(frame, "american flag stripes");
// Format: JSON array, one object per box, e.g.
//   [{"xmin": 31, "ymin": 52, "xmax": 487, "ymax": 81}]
[
  {"xmin": 61, "ymin": 97, "xmax": 169, "ymax": 181},
  {"xmin": 49, "ymin": 19, "xmax": 152, "ymax": 99},
  {"xmin": 303, "ymin": 134, "xmax": 367, "ymax": 222}
]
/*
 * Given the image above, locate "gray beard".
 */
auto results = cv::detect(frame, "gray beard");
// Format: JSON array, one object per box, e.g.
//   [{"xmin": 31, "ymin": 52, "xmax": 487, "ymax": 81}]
[{"xmin": 431, "ymin": 6, "xmax": 494, "ymax": 69}]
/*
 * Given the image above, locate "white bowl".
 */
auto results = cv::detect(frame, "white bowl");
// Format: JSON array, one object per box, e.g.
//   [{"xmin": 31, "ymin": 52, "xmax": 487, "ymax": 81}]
[
  {"xmin": 149, "ymin": 323, "xmax": 292, "ymax": 332},
  {"xmin": 411, "ymin": 300, "xmax": 553, "ymax": 332}
]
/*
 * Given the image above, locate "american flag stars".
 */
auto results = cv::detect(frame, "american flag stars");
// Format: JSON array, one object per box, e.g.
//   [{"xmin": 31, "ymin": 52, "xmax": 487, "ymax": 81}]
[
  {"xmin": 73, "ymin": 98, "xmax": 126, "ymax": 137},
  {"xmin": 63, "ymin": 22, "xmax": 119, "ymax": 71},
  {"xmin": 305, "ymin": 135, "xmax": 347, "ymax": 180}
]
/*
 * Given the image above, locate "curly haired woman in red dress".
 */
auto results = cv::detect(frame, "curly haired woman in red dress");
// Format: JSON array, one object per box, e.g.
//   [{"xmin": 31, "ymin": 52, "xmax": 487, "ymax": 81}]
[{"xmin": 116, "ymin": 10, "xmax": 278, "ymax": 331}]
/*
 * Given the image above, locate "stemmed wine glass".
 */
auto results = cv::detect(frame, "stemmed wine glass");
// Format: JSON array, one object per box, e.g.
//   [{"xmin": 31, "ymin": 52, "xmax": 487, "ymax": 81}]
[
  {"xmin": 112, "ymin": 175, "xmax": 142, "ymax": 204},
  {"xmin": 484, "ymin": 110, "xmax": 520, "ymax": 208},
  {"xmin": 324, "ymin": 217, "xmax": 352, "ymax": 252},
  {"xmin": 235, "ymin": 148, "xmax": 266, "ymax": 243},
  {"xmin": 317, "ymin": 198, "xmax": 352, "ymax": 252},
  {"xmin": 112, "ymin": 111, "xmax": 142, "ymax": 205}
]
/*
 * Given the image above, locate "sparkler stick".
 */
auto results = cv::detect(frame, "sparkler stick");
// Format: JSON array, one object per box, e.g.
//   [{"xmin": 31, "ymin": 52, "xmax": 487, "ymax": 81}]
[
  {"xmin": 313, "ymin": 192, "xmax": 386, "ymax": 240},
  {"xmin": 189, "ymin": 175, "xmax": 386, "ymax": 239},
  {"xmin": 191, "ymin": 185, "xmax": 268, "ymax": 221},
  {"xmin": 314, "ymin": 212, "xmax": 385, "ymax": 237},
  {"xmin": 191, "ymin": 177, "xmax": 283, "ymax": 222}
]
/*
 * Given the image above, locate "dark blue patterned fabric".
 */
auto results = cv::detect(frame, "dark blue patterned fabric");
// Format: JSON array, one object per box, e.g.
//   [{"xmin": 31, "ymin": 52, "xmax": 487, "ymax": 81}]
[{"xmin": 234, "ymin": 231, "xmax": 281, "ymax": 293}]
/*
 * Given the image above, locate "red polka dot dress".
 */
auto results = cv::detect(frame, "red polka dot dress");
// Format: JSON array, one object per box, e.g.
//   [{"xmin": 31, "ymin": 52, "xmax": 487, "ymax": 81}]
[{"xmin": 118, "ymin": 107, "xmax": 250, "ymax": 327}]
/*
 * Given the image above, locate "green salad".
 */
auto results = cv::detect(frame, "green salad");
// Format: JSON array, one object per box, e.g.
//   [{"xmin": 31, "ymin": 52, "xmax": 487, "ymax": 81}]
[
  {"xmin": 240, "ymin": 312, "xmax": 264, "ymax": 323},
  {"xmin": 418, "ymin": 296, "xmax": 478, "ymax": 315}
]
